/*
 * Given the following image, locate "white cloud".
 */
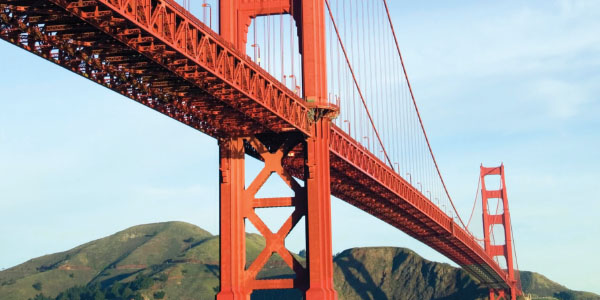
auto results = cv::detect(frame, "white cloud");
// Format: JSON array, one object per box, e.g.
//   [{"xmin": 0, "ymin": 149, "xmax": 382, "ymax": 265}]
[
  {"xmin": 399, "ymin": 0, "xmax": 600, "ymax": 82},
  {"xmin": 390, "ymin": 1, "xmax": 600, "ymax": 294}
]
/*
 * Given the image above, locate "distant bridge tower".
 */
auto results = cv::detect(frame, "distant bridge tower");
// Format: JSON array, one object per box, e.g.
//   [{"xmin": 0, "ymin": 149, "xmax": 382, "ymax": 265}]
[
  {"xmin": 217, "ymin": 1, "xmax": 337, "ymax": 299},
  {"xmin": 481, "ymin": 164, "xmax": 519, "ymax": 300}
]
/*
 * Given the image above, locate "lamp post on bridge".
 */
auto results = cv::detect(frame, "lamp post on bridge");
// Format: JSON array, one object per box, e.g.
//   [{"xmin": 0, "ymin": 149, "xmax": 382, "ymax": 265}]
[
  {"xmin": 343, "ymin": 120, "xmax": 350, "ymax": 136},
  {"xmin": 250, "ymin": 43, "xmax": 261, "ymax": 66},
  {"xmin": 287, "ymin": 74, "xmax": 300, "ymax": 95},
  {"xmin": 202, "ymin": 3, "xmax": 212, "ymax": 28},
  {"xmin": 416, "ymin": 181, "xmax": 422, "ymax": 193},
  {"xmin": 406, "ymin": 172, "xmax": 412, "ymax": 184}
]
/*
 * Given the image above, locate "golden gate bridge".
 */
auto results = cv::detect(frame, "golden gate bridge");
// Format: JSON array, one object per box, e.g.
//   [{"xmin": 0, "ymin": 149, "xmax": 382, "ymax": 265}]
[{"xmin": 0, "ymin": 0, "xmax": 522, "ymax": 299}]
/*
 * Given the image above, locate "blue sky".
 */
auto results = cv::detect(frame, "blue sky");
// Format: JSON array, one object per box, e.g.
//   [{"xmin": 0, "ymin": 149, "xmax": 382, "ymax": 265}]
[{"xmin": 1, "ymin": 0, "xmax": 599, "ymax": 295}]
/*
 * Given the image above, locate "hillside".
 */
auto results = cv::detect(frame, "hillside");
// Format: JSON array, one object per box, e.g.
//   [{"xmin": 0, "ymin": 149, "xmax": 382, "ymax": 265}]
[
  {"xmin": 519, "ymin": 271, "xmax": 600, "ymax": 300},
  {"xmin": 333, "ymin": 247, "xmax": 488, "ymax": 300},
  {"xmin": 0, "ymin": 222, "xmax": 297, "ymax": 300},
  {"xmin": 0, "ymin": 222, "xmax": 597, "ymax": 300}
]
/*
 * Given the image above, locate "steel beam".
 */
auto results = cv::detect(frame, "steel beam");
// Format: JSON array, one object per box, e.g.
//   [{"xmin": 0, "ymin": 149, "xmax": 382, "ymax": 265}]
[
  {"xmin": 481, "ymin": 165, "xmax": 518, "ymax": 300},
  {"xmin": 217, "ymin": 135, "xmax": 310, "ymax": 298},
  {"xmin": 305, "ymin": 119, "xmax": 337, "ymax": 299},
  {"xmin": 218, "ymin": 138, "xmax": 250, "ymax": 299}
]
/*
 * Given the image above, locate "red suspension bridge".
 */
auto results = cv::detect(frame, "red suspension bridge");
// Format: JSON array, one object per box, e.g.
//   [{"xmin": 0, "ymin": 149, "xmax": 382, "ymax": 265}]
[{"xmin": 0, "ymin": 0, "xmax": 522, "ymax": 299}]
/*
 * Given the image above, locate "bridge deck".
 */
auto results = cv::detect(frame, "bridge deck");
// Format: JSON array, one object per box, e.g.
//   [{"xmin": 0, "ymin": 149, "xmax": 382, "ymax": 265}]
[{"xmin": 0, "ymin": 0, "xmax": 509, "ymax": 289}]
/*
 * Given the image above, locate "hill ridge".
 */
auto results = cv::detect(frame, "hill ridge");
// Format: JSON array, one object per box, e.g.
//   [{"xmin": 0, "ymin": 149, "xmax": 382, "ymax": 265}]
[{"xmin": 0, "ymin": 221, "xmax": 597, "ymax": 300}]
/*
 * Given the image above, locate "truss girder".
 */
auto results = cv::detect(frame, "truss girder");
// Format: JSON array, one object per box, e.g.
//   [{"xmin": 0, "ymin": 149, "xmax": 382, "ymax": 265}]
[{"xmin": 0, "ymin": 0, "xmax": 515, "ymax": 292}]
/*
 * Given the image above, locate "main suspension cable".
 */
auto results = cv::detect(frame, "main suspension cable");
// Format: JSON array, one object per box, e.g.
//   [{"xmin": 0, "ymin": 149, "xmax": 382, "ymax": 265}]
[
  {"xmin": 510, "ymin": 218, "xmax": 522, "ymax": 290},
  {"xmin": 381, "ymin": 0, "xmax": 468, "ymax": 230},
  {"xmin": 325, "ymin": 0, "xmax": 394, "ymax": 168}
]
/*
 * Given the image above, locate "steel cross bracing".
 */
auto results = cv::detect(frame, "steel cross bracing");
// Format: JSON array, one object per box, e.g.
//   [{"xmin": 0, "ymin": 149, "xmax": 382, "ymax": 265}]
[
  {"xmin": 0, "ymin": 0, "xmax": 518, "ymax": 297},
  {"xmin": 218, "ymin": 134, "xmax": 310, "ymax": 296}
]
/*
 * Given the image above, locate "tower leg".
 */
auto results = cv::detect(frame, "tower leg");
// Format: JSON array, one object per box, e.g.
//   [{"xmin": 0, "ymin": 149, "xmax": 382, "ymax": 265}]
[
  {"xmin": 216, "ymin": 134, "xmax": 337, "ymax": 298},
  {"xmin": 481, "ymin": 165, "xmax": 520, "ymax": 299},
  {"xmin": 217, "ymin": 138, "xmax": 250, "ymax": 300},
  {"xmin": 499, "ymin": 290, "xmax": 506, "ymax": 300},
  {"xmin": 305, "ymin": 119, "xmax": 338, "ymax": 300}
]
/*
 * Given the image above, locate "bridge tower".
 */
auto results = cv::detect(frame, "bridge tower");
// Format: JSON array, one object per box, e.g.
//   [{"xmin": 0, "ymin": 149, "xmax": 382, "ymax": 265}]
[
  {"xmin": 217, "ymin": 1, "xmax": 337, "ymax": 299},
  {"xmin": 480, "ymin": 164, "xmax": 518, "ymax": 300}
]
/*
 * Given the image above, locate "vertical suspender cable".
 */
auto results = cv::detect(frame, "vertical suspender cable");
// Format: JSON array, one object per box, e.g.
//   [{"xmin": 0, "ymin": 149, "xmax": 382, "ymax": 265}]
[
  {"xmin": 381, "ymin": 0, "xmax": 468, "ymax": 229},
  {"xmin": 253, "ymin": 19, "xmax": 257, "ymax": 63},
  {"xmin": 348, "ymin": 0, "xmax": 356, "ymax": 139},
  {"xmin": 368, "ymin": 0, "xmax": 378, "ymax": 155},
  {"xmin": 382, "ymin": 3, "xmax": 392, "ymax": 164},
  {"xmin": 325, "ymin": 0, "xmax": 394, "ymax": 168},
  {"xmin": 510, "ymin": 221, "xmax": 522, "ymax": 290},
  {"xmin": 356, "ymin": 1, "xmax": 370, "ymax": 155},
  {"xmin": 272, "ymin": 15, "xmax": 275, "ymax": 78},
  {"xmin": 466, "ymin": 175, "xmax": 481, "ymax": 230},
  {"xmin": 290, "ymin": 13, "xmax": 293, "ymax": 89},
  {"xmin": 280, "ymin": 15, "xmax": 284, "ymax": 82},
  {"xmin": 263, "ymin": 17, "xmax": 267, "ymax": 72}
]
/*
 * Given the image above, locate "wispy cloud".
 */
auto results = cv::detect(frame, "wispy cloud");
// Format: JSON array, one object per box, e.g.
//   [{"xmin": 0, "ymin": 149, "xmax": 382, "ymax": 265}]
[
  {"xmin": 390, "ymin": 0, "xmax": 600, "ymax": 294},
  {"xmin": 399, "ymin": 0, "xmax": 600, "ymax": 82},
  {"xmin": 529, "ymin": 79, "xmax": 591, "ymax": 119}
]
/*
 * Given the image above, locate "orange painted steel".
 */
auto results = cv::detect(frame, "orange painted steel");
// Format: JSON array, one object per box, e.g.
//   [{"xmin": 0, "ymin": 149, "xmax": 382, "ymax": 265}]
[
  {"xmin": 0, "ymin": 0, "xmax": 518, "ymax": 296},
  {"xmin": 305, "ymin": 119, "xmax": 337, "ymax": 299},
  {"xmin": 490, "ymin": 289, "xmax": 507, "ymax": 300},
  {"xmin": 220, "ymin": 0, "xmax": 292, "ymax": 53},
  {"xmin": 218, "ymin": 137, "xmax": 249, "ymax": 299},
  {"xmin": 220, "ymin": 0, "xmax": 335, "ymax": 297},
  {"xmin": 328, "ymin": 127, "xmax": 510, "ymax": 289},
  {"xmin": 44, "ymin": 0, "xmax": 310, "ymax": 137},
  {"xmin": 481, "ymin": 165, "xmax": 520, "ymax": 299},
  {"xmin": 490, "ymin": 289, "xmax": 506, "ymax": 300},
  {"xmin": 217, "ymin": 135, "xmax": 308, "ymax": 299},
  {"xmin": 294, "ymin": 1, "xmax": 336, "ymax": 297}
]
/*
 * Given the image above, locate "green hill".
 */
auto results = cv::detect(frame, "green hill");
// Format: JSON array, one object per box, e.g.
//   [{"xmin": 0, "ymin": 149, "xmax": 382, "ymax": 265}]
[
  {"xmin": 519, "ymin": 271, "xmax": 600, "ymax": 300},
  {"xmin": 333, "ymin": 247, "xmax": 488, "ymax": 299},
  {"xmin": 0, "ymin": 222, "xmax": 597, "ymax": 300},
  {"xmin": 0, "ymin": 222, "xmax": 220, "ymax": 299},
  {"xmin": 0, "ymin": 221, "xmax": 298, "ymax": 300}
]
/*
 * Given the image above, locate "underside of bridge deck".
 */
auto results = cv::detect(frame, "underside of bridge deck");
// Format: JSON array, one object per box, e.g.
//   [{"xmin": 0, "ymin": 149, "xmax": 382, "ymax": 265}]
[{"xmin": 0, "ymin": 0, "xmax": 518, "ymax": 297}]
